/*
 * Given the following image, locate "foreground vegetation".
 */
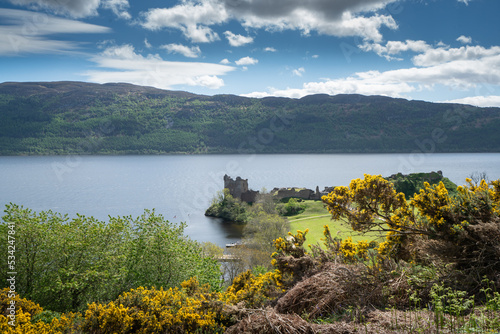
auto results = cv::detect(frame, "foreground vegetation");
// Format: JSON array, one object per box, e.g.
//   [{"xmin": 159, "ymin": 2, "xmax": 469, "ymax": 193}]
[
  {"xmin": 2, "ymin": 81, "xmax": 500, "ymax": 155},
  {"xmin": 1, "ymin": 174, "xmax": 500, "ymax": 333},
  {"xmin": 0, "ymin": 207, "xmax": 222, "ymax": 313}
]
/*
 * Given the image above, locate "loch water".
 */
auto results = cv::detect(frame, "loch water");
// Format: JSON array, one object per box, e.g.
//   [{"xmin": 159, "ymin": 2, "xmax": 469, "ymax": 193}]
[{"xmin": 1, "ymin": 153, "xmax": 499, "ymax": 246}]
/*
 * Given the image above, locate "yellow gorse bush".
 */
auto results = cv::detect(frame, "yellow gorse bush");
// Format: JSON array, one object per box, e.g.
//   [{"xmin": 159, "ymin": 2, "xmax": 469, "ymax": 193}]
[
  {"xmin": 457, "ymin": 178, "xmax": 499, "ymax": 218},
  {"xmin": 491, "ymin": 179, "xmax": 500, "ymax": 214},
  {"xmin": 322, "ymin": 174, "xmax": 418, "ymax": 258},
  {"xmin": 338, "ymin": 237, "xmax": 371, "ymax": 263},
  {"xmin": 83, "ymin": 282, "xmax": 222, "ymax": 334},
  {"xmin": 0, "ymin": 309, "xmax": 51, "ymax": 334},
  {"xmin": 322, "ymin": 174, "xmax": 500, "ymax": 280},
  {"xmin": 273, "ymin": 229, "xmax": 308, "ymax": 260},
  {"xmin": 0, "ymin": 271, "xmax": 288, "ymax": 334},
  {"xmin": 0, "ymin": 288, "xmax": 79, "ymax": 334},
  {"xmin": 1, "ymin": 282, "xmax": 224, "ymax": 334},
  {"xmin": 412, "ymin": 178, "xmax": 500, "ymax": 238},
  {"xmin": 84, "ymin": 302, "xmax": 134, "ymax": 333},
  {"xmin": 412, "ymin": 181, "xmax": 453, "ymax": 230},
  {"xmin": 317, "ymin": 225, "xmax": 377, "ymax": 263},
  {"xmin": 0, "ymin": 288, "xmax": 43, "ymax": 316},
  {"xmin": 222, "ymin": 270, "xmax": 284, "ymax": 308}
]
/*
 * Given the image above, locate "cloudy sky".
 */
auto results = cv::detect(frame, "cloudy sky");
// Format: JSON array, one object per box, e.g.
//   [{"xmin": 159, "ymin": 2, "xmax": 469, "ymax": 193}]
[{"xmin": 1, "ymin": 0, "xmax": 499, "ymax": 106}]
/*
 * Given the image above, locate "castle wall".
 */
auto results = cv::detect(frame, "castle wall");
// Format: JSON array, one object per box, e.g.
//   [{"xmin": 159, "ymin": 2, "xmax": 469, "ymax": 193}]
[{"xmin": 223, "ymin": 174, "xmax": 333, "ymax": 203}]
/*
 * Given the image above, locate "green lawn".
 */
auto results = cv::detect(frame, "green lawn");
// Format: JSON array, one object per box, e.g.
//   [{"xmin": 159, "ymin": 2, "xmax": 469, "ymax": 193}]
[{"xmin": 287, "ymin": 200, "xmax": 384, "ymax": 249}]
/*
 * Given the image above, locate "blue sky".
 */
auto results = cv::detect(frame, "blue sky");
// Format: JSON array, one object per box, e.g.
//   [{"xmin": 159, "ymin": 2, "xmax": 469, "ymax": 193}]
[{"xmin": 1, "ymin": 0, "xmax": 500, "ymax": 106}]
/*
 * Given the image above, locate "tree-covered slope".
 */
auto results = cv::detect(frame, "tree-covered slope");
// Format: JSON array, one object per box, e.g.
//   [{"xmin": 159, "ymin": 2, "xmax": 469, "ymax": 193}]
[{"xmin": 1, "ymin": 81, "xmax": 499, "ymax": 155}]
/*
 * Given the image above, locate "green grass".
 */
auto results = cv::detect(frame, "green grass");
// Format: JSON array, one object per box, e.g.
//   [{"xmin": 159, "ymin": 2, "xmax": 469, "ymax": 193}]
[{"xmin": 287, "ymin": 200, "xmax": 384, "ymax": 249}]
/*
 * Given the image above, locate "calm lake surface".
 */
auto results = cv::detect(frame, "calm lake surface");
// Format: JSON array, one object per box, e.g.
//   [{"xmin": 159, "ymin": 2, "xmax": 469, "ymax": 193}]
[{"xmin": 1, "ymin": 153, "xmax": 499, "ymax": 246}]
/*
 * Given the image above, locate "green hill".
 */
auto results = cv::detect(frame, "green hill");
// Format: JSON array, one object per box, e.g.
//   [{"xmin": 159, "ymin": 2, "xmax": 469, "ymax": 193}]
[{"xmin": 1, "ymin": 81, "xmax": 499, "ymax": 155}]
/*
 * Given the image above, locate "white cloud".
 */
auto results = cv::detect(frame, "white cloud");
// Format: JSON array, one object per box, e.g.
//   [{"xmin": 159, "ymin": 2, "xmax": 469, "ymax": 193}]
[
  {"xmin": 224, "ymin": 31, "xmax": 253, "ymax": 47},
  {"xmin": 225, "ymin": 0, "xmax": 398, "ymax": 17},
  {"xmin": 456, "ymin": 35, "xmax": 472, "ymax": 44},
  {"xmin": 102, "ymin": 0, "xmax": 131, "ymax": 20},
  {"xmin": 220, "ymin": 58, "xmax": 230, "ymax": 64},
  {"xmin": 361, "ymin": 40, "xmax": 431, "ymax": 60},
  {"xmin": 243, "ymin": 52, "xmax": 500, "ymax": 99},
  {"xmin": 364, "ymin": 39, "xmax": 500, "ymax": 80},
  {"xmin": 144, "ymin": 38, "xmax": 152, "ymax": 48},
  {"xmin": 99, "ymin": 43, "xmax": 142, "ymax": 59},
  {"xmin": 225, "ymin": 0, "xmax": 398, "ymax": 31},
  {"xmin": 8, "ymin": 0, "xmax": 101, "ymax": 18},
  {"xmin": 292, "ymin": 67, "xmax": 305, "ymax": 77},
  {"xmin": 85, "ymin": 44, "xmax": 235, "ymax": 90},
  {"xmin": 413, "ymin": 45, "xmax": 500, "ymax": 67},
  {"xmin": 312, "ymin": 54, "xmax": 319, "ymax": 58},
  {"xmin": 141, "ymin": 1, "xmax": 226, "ymax": 43},
  {"xmin": 238, "ymin": 10, "xmax": 397, "ymax": 42},
  {"xmin": 235, "ymin": 56, "xmax": 258, "ymax": 65},
  {"xmin": 264, "ymin": 47, "xmax": 277, "ymax": 52},
  {"xmin": 184, "ymin": 24, "xmax": 220, "ymax": 43},
  {"xmin": 440, "ymin": 96, "xmax": 500, "ymax": 107},
  {"xmin": 457, "ymin": 0, "xmax": 470, "ymax": 5},
  {"xmin": 8, "ymin": 0, "xmax": 131, "ymax": 19},
  {"xmin": 161, "ymin": 43, "xmax": 201, "ymax": 58},
  {"xmin": 141, "ymin": 0, "xmax": 400, "ymax": 43},
  {"xmin": 192, "ymin": 75, "xmax": 225, "ymax": 89},
  {"xmin": 244, "ymin": 73, "xmax": 414, "ymax": 99},
  {"xmin": 0, "ymin": 8, "xmax": 110, "ymax": 56}
]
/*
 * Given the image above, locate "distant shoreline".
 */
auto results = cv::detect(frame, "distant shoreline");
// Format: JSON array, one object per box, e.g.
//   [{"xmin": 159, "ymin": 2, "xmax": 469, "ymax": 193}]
[{"xmin": 2, "ymin": 150, "xmax": 500, "ymax": 157}]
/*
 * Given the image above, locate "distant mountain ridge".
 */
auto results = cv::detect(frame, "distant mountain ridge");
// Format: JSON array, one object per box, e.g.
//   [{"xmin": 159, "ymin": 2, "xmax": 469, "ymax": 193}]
[
  {"xmin": 0, "ymin": 81, "xmax": 199, "ymax": 98},
  {"xmin": 1, "ymin": 81, "xmax": 499, "ymax": 155}
]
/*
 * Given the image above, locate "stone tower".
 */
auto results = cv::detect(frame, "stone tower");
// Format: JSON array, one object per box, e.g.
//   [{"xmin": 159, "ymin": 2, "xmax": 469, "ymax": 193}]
[
  {"xmin": 224, "ymin": 174, "xmax": 248, "ymax": 199},
  {"xmin": 223, "ymin": 175, "xmax": 258, "ymax": 203}
]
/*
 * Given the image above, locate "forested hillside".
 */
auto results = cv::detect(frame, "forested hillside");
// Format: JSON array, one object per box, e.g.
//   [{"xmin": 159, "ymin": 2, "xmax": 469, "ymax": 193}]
[{"xmin": 1, "ymin": 81, "xmax": 500, "ymax": 155}]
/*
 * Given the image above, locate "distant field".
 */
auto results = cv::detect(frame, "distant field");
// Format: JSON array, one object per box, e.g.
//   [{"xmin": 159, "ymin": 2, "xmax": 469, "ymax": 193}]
[{"xmin": 287, "ymin": 200, "xmax": 384, "ymax": 249}]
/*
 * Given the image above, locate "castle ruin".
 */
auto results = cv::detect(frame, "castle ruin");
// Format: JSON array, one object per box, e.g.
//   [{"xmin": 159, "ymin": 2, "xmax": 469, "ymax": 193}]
[{"xmin": 223, "ymin": 175, "xmax": 333, "ymax": 203}]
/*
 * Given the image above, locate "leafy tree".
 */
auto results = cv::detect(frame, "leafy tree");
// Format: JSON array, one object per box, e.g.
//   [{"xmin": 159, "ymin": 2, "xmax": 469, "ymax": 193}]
[
  {"xmin": 243, "ymin": 211, "xmax": 289, "ymax": 255},
  {"xmin": 201, "ymin": 241, "xmax": 224, "ymax": 259},
  {"xmin": 251, "ymin": 191, "xmax": 276, "ymax": 215},
  {"xmin": 236, "ymin": 195, "xmax": 290, "ymax": 273},
  {"xmin": 0, "ymin": 205, "xmax": 222, "ymax": 312},
  {"xmin": 205, "ymin": 189, "xmax": 248, "ymax": 223},
  {"xmin": 124, "ymin": 210, "xmax": 221, "ymax": 290},
  {"xmin": 213, "ymin": 192, "xmax": 291, "ymax": 281},
  {"xmin": 0, "ymin": 205, "xmax": 128, "ymax": 311}
]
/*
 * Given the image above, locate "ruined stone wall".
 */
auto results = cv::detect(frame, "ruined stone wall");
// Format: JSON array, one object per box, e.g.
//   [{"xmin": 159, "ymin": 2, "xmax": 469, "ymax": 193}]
[
  {"xmin": 241, "ymin": 190, "xmax": 259, "ymax": 203},
  {"xmin": 223, "ymin": 175, "xmax": 332, "ymax": 203},
  {"xmin": 272, "ymin": 188, "xmax": 314, "ymax": 200},
  {"xmin": 271, "ymin": 186, "xmax": 333, "ymax": 200}
]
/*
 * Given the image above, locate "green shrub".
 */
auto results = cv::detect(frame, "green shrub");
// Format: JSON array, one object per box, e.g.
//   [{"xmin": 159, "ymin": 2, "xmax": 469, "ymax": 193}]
[{"xmin": 276, "ymin": 198, "xmax": 307, "ymax": 216}]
